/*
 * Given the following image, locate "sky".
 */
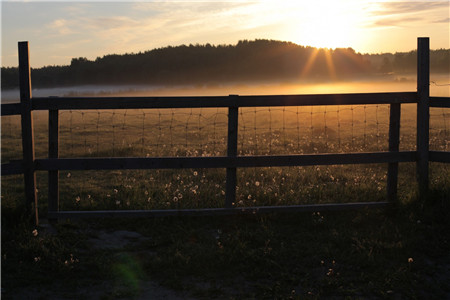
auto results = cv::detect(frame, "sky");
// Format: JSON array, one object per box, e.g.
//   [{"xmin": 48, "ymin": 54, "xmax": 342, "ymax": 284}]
[{"xmin": 1, "ymin": 0, "xmax": 449, "ymax": 68}]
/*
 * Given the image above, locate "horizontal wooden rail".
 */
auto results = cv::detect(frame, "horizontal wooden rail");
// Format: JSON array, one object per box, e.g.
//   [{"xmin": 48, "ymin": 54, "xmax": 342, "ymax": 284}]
[
  {"xmin": 31, "ymin": 92, "xmax": 417, "ymax": 110},
  {"xmin": 1, "ymin": 103, "xmax": 22, "ymax": 116},
  {"xmin": 429, "ymin": 151, "xmax": 450, "ymax": 163},
  {"xmin": 430, "ymin": 97, "xmax": 450, "ymax": 108},
  {"xmin": 47, "ymin": 202, "xmax": 389, "ymax": 219},
  {"xmin": 35, "ymin": 152, "xmax": 417, "ymax": 171},
  {"xmin": 1, "ymin": 161, "xmax": 24, "ymax": 176}
]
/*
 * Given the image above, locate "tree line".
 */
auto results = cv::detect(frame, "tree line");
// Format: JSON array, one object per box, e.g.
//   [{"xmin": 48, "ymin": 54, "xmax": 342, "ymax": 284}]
[{"xmin": 1, "ymin": 39, "xmax": 449, "ymax": 89}]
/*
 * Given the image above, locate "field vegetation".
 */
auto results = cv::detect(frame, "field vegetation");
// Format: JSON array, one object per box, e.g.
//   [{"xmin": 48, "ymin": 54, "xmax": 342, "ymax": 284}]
[{"xmin": 1, "ymin": 83, "xmax": 449, "ymax": 298}]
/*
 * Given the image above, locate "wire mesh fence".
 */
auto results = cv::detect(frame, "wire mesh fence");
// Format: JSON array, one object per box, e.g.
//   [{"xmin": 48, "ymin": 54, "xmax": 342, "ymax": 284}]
[{"xmin": 1, "ymin": 101, "xmax": 448, "ymax": 213}]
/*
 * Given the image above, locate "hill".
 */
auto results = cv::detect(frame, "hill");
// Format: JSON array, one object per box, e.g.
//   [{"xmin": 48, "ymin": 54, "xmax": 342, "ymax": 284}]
[{"xmin": 1, "ymin": 39, "xmax": 449, "ymax": 89}]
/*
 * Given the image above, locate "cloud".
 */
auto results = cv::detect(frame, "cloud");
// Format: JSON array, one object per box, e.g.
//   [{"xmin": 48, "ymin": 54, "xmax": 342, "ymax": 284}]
[
  {"xmin": 433, "ymin": 17, "xmax": 450, "ymax": 23},
  {"xmin": 374, "ymin": 16, "xmax": 423, "ymax": 27},
  {"xmin": 47, "ymin": 19, "xmax": 74, "ymax": 35},
  {"xmin": 88, "ymin": 16, "xmax": 139, "ymax": 30},
  {"xmin": 365, "ymin": 1, "xmax": 449, "ymax": 29},
  {"xmin": 371, "ymin": 2, "xmax": 449, "ymax": 17}
]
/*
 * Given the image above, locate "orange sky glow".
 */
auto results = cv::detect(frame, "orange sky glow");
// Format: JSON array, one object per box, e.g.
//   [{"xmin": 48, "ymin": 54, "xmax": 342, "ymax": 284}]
[{"xmin": 1, "ymin": 0, "xmax": 449, "ymax": 68}]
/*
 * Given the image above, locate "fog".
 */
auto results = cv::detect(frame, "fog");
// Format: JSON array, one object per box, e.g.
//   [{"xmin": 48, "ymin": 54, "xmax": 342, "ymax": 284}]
[{"xmin": 1, "ymin": 74, "xmax": 448, "ymax": 104}]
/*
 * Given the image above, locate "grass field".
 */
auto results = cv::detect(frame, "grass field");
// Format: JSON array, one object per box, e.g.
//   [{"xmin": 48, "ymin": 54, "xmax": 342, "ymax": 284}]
[{"xmin": 1, "ymin": 82, "xmax": 449, "ymax": 298}]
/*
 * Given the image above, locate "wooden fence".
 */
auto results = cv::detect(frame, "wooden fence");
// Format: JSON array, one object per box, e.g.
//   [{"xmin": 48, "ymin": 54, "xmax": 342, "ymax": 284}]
[{"xmin": 1, "ymin": 37, "xmax": 449, "ymax": 224}]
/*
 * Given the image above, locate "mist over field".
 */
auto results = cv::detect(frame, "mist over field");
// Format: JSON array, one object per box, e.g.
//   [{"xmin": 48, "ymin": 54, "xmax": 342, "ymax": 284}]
[{"xmin": 1, "ymin": 73, "xmax": 449, "ymax": 105}]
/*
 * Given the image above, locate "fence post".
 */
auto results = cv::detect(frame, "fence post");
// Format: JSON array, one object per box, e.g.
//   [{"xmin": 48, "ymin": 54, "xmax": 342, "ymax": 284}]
[
  {"xmin": 417, "ymin": 37, "xmax": 430, "ymax": 196},
  {"xmin": 18, "ymin": 41, "xmax": 38, "ymax": 225},
  {"xmin": 387, "ymin": 103, "xmax": 401, "ymax": 202},
  {"xmin": 225, "ymin": 95, "xmax": 239, "ymax": 209},
  {"xmin": 48, "ymin": 109, "xmax": 59, "ymax": 223}
]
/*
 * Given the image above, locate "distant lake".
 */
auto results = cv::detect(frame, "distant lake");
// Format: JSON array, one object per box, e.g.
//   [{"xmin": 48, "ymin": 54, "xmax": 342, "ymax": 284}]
[{"xmin": 1, "ymin": 74, "xmax": 449, "ymax": 104}]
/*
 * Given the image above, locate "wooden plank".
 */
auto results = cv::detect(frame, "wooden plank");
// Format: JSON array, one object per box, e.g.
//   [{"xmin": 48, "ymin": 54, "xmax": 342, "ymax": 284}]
[
  {"xmin": 387, "ymin": 103, "xmax": 401, "ymax": 202},
  {"xmin": 1, "ymin": 103, "xmax": 21, "ymax": 116},
  {"xmin": 429, "ymin": 151, "xmax": 450, "ymax": 163},
  {"xmin": 36, "ymin": 156, "xmax": 230, "ymax": 170},
  {"xmin": 429, "ymin": 97, "xmax": 450, "ymax": 108},
  {"xmin": 48, "ymin": 109, "xmax": 59, "ymax": 220},
  {"xmin": 226, "ymin": 103, "xmax": 238, "ymax": 208},
  {"xmin": 19, "ymin": 41, "xmax": 38, "ymax": 225},
  {"xmin": 417, "ymin": 37, "xmax": 430, "ymax": 195},
  {"xmin": 47, "ymin": 202, "xmax": 389, "ymax": 219},
  {"xmin": 235, "ymin": 152, "xmax": 416, "ymax": 167},
  {"xmin": 30, "ymin": 92, "xmax": 417, "ymax": 110},
  {"xmin": 1, "ymin": 161, "xmax": 24, "ymax": 176},
  {"xmin": 34, "ymin": 152, "xmax": 417, "ymax": 171}
]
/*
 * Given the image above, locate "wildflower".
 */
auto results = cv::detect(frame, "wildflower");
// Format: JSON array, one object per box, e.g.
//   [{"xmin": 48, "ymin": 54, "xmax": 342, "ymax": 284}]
[
  {"xmin": 75, "ymin": 196, "xmax": 81, "ymax": 203},
  {"xmin": 34, "ymin": 257, "xmax": 41, "ymax": 262},
  {"xmin": 115, "ymin": 200, "xmax": 120, "ymax": 205},
  {"xmin": 173, "ymin": 197, "xmax": 178, "ymax": 203},
  {"xmin": 193, "ymin": 171, "xmax": 198, "ymax": 176},
  {"xmin": 255, "ymin": 181, "xmax": 260, "ymax": 187},
  {"xmin": 32, "ymin": 229, "xmax": 38, "ymax": 237},
  {"xmin": 114, "ymin": 189, "xmax": 118, "ymax": 194},
  {"xmin": 67, "ymin": 172, "xmax": 71, "ymax": 178},
  {"xmin": 408, "ymin": 257, "xmax": 414, "ymax": 263}
]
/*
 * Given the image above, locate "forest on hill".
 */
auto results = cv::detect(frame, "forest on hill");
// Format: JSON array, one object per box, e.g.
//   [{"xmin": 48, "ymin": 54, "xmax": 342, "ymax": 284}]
[{"xmin": 1, "ymin": 39, "xmax": 449, "ymax": 89}]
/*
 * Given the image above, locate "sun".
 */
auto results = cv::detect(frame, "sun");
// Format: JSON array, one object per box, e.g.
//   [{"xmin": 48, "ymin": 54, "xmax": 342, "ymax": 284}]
[{"xmin": 284, "ymin": 1, "xmax": 366, "ymax": 49}]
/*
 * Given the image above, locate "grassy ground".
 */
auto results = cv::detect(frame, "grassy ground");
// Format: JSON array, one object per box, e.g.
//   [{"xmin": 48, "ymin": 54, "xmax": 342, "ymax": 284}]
[{"xmin": 1, "ymin": 187, "xmax": 450, "ymax": 299}]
